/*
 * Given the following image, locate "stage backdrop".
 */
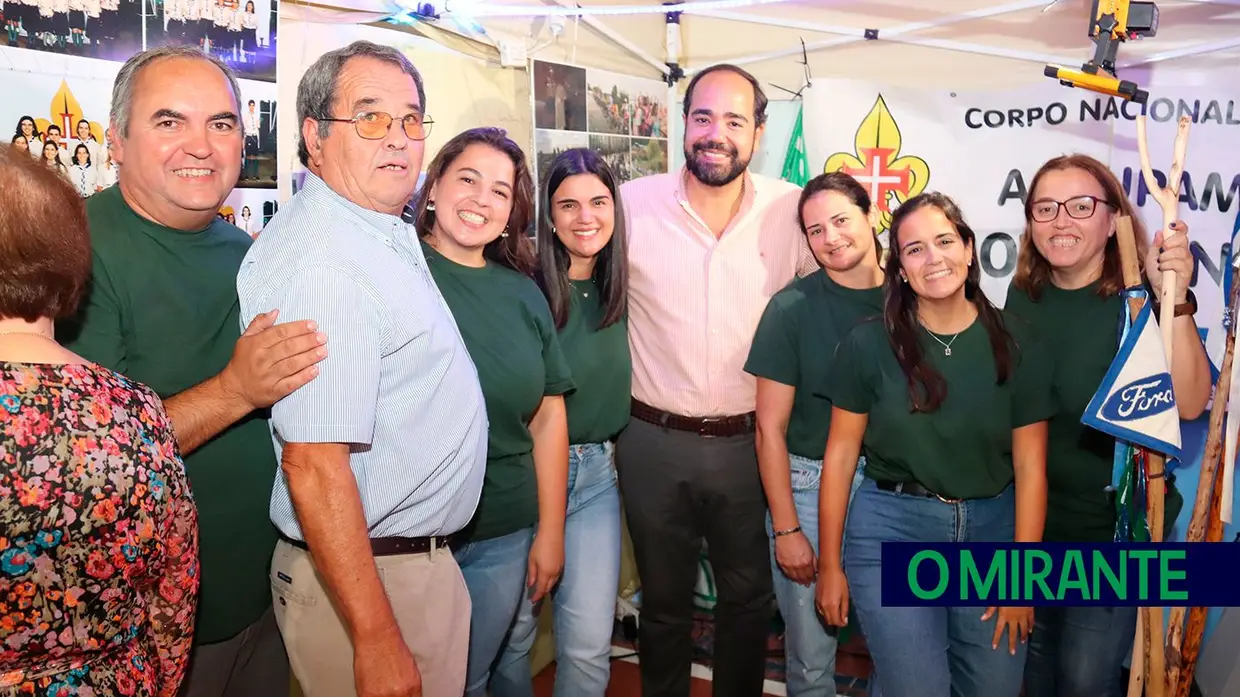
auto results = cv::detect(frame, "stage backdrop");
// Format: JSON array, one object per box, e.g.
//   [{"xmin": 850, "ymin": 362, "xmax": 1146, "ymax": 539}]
[{"xmin": 803, "ymin": 71, "xmax": 1240, "ymax": 641}]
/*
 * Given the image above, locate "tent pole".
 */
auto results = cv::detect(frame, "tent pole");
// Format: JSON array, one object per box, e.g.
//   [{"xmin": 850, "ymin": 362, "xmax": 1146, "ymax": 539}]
[{"xmin": 550, "ymin": 0, "xmax": 669, "ymax": 76}]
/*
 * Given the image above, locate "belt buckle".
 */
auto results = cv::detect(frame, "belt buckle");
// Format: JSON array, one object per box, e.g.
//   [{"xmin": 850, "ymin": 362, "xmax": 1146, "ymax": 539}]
[
  {"xmin": 933, "ymin": 491, "xmax": 963, "ymax": 504},
  {"xmin": 698, "ymin": 416, "xmax": 724, "ymax": 438}
]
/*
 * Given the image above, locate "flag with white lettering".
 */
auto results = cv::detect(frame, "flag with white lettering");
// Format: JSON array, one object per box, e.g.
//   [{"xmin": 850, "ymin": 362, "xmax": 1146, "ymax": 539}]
[{"xmin": 1082, "ymin": 297, "xmax": 1182, "ymax": 462}]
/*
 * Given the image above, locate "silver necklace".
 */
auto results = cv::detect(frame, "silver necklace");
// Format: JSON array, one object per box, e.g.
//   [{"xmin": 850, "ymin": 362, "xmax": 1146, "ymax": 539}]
[
  {"xmin": 0, "ymin": 330, "xmax": 54, "ymax": 339},
  {"xmin": 925, "ymin": 327, "xmax": 962, "ymax": 356}
]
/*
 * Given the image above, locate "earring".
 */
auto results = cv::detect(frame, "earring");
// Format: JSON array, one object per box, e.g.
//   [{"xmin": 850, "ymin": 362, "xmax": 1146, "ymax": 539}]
[
  {"xmin": 427, "ymin": 201, "xmax": 435, "ymax": 211},
  {"xmin": 501, "ymin": 227, "xmax": 509, "ymax": 238}
]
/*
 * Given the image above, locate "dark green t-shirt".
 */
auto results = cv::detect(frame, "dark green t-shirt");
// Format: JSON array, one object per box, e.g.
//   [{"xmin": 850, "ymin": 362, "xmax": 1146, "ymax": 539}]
[
  {"xmin": 558, "ymin": 279, "xmax": 631, "ymax": 444},
  {"xmin": 744, "ymin": 270, "xmax": 883, "ymax": 460},
  {"xmin": 823, "ymin": 313, "xmax": 1056, "ymax": 500},
  {"xmin": 1004, "ymin": 282, "xmax": 1183, "ymax": 542},
  {"xmin": 59, "ymin": 186, "xmax": 280, "ymax": 644},
  {"xmin": 423, "ymin": 244, "xmax": 575, "ymax": 542}
]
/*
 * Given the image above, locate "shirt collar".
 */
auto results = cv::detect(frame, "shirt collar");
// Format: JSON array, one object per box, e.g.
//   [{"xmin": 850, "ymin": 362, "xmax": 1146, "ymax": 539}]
[
  {"xmin": 672, "ymin": 164, "xmax": 759, "ymax": 231},
  {"xmin": 299, "ymin": 170, "xmax": 413, "ymax": 245}
]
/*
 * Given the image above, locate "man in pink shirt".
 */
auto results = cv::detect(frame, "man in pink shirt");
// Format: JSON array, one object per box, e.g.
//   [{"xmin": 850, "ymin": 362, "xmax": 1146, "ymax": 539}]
[{"xmin": 617, "ymin": 64, "xmax": 819, "ymax": 697}]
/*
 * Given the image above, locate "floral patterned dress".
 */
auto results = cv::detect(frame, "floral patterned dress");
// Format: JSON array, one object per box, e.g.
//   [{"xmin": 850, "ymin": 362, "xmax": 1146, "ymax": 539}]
[{"xmin": 0, "ymin": 362, "xmax": 199, "ymax": 697}]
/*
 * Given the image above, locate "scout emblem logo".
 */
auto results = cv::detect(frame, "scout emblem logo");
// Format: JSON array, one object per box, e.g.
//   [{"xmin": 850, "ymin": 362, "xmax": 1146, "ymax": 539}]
[{"xmin": 824, "ymin": 95, "xmax": 930, "ymax": 238}]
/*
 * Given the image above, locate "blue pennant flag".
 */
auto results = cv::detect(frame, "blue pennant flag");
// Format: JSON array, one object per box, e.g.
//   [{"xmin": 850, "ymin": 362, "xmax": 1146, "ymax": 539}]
[{"xmin": 1082, "ymin": 291, "xmax": 1182, "ymax": 469}]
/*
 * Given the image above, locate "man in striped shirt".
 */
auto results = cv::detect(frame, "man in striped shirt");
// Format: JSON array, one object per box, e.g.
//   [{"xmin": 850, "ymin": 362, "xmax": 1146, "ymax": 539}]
[
  {"xmin": 236, "ymin": 40, "xmax": 488, "ymax": 697},
  {"xmin": 617, "ymin": 64, "xmax": 819, "ymax": 697}
]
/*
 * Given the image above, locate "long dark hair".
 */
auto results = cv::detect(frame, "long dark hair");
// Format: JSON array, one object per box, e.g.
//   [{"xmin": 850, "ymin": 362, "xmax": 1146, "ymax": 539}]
[
  {"xmin": 411, "ymin": 127, "xmax": 537, "ymax": 276},
  {"xmin": 883, "ymin": 192, "xmax": 1013, "ymax": 412},
  {"xmin": 536, "ymin": 148, "xmax": 628, "ymax": 330},
  {"xmin": 797, "ymin": 171, "xmax": 882, "ymax": 264}
]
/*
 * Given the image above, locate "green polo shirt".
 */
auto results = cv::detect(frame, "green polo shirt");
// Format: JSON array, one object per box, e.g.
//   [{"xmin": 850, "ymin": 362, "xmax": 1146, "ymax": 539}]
[
  {"xmin": 744, "ymin": 270, "xmax": 883, "ymax": 460},
  {"xmin": 423, "ymin": 243, "xmax": 575, "ymax": 542},
  {"xmin": 59, "ymin": 186, "xmax": 280, "ymax": 644},
  {"xmin": 822, "ymin": 313, "xmax": 1056, "ymax": 500}
]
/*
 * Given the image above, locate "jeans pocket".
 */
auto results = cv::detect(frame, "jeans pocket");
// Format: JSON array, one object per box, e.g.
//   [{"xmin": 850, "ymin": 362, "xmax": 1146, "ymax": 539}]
[{"xmin": 788, "ymin": 456, "xmax": 823, "ymax": 492}]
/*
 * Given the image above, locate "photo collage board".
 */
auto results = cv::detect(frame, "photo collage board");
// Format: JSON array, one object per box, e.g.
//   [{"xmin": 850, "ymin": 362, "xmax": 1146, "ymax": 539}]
[
  {"xmin": 2, "ymin": 0, "xmax": 279, "ymax": 237},
  {"xmin": 529, "ymin": 58, "xmax": 671, "ymax": 220}
]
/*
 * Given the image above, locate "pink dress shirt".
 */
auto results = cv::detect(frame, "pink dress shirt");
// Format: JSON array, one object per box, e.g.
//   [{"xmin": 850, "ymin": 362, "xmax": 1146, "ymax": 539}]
[{"xmin": 619, "ymin": 167, "xmax": 819, "ymax": 418}]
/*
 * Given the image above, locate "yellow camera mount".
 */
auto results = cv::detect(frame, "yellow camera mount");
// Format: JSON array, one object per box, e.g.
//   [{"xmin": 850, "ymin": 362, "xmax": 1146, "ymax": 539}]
[{"xmin": 1044, "ymin": 0, "xmax": 1158, "ymax": 103}]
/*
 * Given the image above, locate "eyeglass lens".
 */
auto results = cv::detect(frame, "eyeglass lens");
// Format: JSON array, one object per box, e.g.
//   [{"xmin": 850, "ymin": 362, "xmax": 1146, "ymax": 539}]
[
  {"xmin": 354, "ymin": 112, "xmax": 431, "ymax": 140},
  {"xmin": 1031, "ymin": 196, "xmax": 1100, "ymax": 222}
]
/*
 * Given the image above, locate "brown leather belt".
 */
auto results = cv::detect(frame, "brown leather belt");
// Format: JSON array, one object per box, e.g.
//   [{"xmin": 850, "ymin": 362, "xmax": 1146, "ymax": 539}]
[
  {"xmin": 283, "ymin": 534, "xmax": 455, "ymax": 557},
  {"xmin": 631, "ymin": 398, "xmax": 755, "ymax": 438}
]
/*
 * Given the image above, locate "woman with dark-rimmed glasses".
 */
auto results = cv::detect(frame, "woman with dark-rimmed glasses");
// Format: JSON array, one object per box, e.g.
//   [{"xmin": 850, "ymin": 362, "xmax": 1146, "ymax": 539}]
[{"xmin": 1006, "ymin": 153, "xmax": 1211, "ymax": 697}]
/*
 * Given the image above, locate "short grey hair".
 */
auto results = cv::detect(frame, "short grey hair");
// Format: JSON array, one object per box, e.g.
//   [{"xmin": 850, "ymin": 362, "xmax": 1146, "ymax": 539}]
[
  {"xmin": 296, "ymin": 40, "xmax": 427, "ymax": 167},
  {"xmin": 109, "ymin": 46, "xmax": 244, "ymax": 139}
]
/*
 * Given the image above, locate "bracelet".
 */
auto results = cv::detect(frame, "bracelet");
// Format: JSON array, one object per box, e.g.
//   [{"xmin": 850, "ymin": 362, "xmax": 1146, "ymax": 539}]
[{"xmin": 772, "ymin": 526, "xmax": 802, "ymax": 538}]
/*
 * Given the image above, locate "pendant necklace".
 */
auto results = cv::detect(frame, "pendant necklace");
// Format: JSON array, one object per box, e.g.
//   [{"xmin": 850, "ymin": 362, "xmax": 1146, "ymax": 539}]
[{"xmin": 925, "ymin": 328, "xmax": 961, "ymax": 356}]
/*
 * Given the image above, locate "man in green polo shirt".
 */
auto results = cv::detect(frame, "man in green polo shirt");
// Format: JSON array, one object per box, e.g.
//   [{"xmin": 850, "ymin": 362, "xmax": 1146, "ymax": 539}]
[{"xmin": 60, "ymin": 46, "xmax": 327, "ymax": 697}]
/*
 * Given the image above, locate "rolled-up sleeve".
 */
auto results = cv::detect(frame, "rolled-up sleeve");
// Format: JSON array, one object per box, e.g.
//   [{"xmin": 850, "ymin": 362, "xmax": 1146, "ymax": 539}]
[{"xmin": 264, "ymin": 265, "xmax": 388, "ymax": 445}]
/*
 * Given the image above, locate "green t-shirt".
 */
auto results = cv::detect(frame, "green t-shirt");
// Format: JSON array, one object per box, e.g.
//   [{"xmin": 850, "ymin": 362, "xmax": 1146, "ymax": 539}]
[
  {"xmin": 423, "ymin": 244, "xmax": 575, "ymax": 542},
  {"xmin": 1004, "ymin": 282, "xmax": 1183, "ymax": 542},
  {"xmin": 744, "ymin": 270, "xmax": 883, "ymax": 460},
  {"xmin": 558, "ymin": 279, "xmax": 631, "ymax": 444},
  {"xmin": 823, "ymin": 314, "xmax": 1056, "ymax": 500},
  {"xmin": 59, "ymin": 186, "xmax": 279, "ymax": 644}
]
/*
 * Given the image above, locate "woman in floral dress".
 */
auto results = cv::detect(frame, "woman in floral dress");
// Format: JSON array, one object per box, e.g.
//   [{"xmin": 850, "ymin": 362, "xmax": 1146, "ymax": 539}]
[{"xmin": 0, "ymin": 142, "xmax": 199, "ymax": 697}]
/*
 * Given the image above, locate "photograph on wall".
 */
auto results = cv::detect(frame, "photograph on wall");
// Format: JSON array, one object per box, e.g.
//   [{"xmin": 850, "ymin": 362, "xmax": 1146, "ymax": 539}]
[
  {"xmin": 630, "ymin": 137, "xmax": 668, "ymax": 179},
  {"xmin": 529, "ymin": 59, "xmax": 669, "ymax": 193},
  {"xmin": 2, "ymin": 49, "xmax": 121, "ymax": 198},
  {"xmin": 1, "ymin": 0, "xmax": 145, "ymax": 63},
  {"xmin": 150, "ymin": 0, "xmax": 277, "ymax": 82},
  {"xmin": 532, "ymin": 59, "xmax": 585, "ymax": 132},
  {"xmin": 533, "ymin": 129, "xmax": 588, "ymax": 183},
  {"xmin": 236, "ymin": 76, "xmax": 276, "ymax": 188},
  {"xmin": 219, "ymin": 187, "xmax": 277, "ymax": 237}
]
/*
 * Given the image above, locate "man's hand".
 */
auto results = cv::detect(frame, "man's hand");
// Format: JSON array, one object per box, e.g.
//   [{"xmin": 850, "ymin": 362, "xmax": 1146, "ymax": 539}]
[
  {"xmin": 220, "ymin": 310, "xmax": 327, "ymax": 409},
  {"xmin": 354, "ymin": 634, "xmax": 421, "ymax": 697}
]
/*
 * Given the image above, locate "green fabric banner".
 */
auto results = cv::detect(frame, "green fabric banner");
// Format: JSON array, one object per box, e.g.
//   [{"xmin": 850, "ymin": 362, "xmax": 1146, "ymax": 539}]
[{"xmin": 781, "ymin": 104, "xmax": 810, "ymax": 186}]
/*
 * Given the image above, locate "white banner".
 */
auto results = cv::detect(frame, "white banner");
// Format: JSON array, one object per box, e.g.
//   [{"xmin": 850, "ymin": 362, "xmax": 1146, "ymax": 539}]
[{"xmin": 803, "ymin": 75, "xmax": 1240, "ymax": 337}]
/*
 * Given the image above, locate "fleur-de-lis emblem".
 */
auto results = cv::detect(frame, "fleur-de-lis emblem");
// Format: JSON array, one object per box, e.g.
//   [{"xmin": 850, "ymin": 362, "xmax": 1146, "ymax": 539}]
[
  {"xmin": 823, "ymin": 95, "xmax": 930, "ymax": 237},
  {"xmin": 37, "ymin": 80, "xmax": 105, "ymax": 145}
]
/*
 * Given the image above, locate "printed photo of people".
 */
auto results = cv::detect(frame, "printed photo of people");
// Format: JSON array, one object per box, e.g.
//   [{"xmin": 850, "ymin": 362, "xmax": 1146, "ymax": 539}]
[
  {"xmin": 219, "ymin": 188, "xmax": 276, "ymax": 238},
  {"xmin": 5, "ymin": 66, "xmax": 119, "ymax": 198},
  {"xmin": 2, "ymin": 0, "xmax": 144, "ymax": 62},
  {"xmin": 532, "ymin": 59, "xmax": 586, "ymax": 132},
  {"xmin": 152, "ymin": 0, "xmax": 276, "ymax": 81},
  {"xmin": 589, "ymin": 134, "xmax": 633, "ymax": 182},
  {"xmin": 236, "ymin": 79, "xmax": 276, "ymax": 187}
]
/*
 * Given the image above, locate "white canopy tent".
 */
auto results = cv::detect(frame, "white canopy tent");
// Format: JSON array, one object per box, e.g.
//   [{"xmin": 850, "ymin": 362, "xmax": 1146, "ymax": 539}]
[{"xmin": 283, "ymin": 0, "xmax": 1240, "ymax": 93}]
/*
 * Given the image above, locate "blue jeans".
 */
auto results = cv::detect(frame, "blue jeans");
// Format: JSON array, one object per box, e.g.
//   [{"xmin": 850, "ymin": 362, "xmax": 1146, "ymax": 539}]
[
  {"xmin": 454, "ymin": 525, "xmax": 536, "ymax": 697},
  {"xmin": 844, "ymin": 478, "xmax": 1026, "ymax": 697},
  {"xmin": 1023, "ymin": 605, "xmax": 1137, "ymax": 697},
  {"xmin": 491, "ymin": 442, "xmax": 622, "ymax": 697},
  {"xmin": 767, "ymin": 455, "xmax": 867, "ymax": 697}
]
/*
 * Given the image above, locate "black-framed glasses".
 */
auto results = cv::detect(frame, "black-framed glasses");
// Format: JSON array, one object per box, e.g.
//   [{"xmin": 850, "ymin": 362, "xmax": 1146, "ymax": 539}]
[
  {"xmin": 1029, "ymin": 195, "xmax": 1115, "ymax": 223},
  {"xmin": 320, "ymin": 111, "xmax": 434, "ymax": 141}
]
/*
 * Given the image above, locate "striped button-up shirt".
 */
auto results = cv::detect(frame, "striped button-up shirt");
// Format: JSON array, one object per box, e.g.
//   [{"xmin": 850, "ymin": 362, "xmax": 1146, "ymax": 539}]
[
  {"xmin": 619, "ymin": 167, "xmax": 818, "ymax": 418},
  {"xmin": 236, "ymin": 172, "xmax": 488, "ymax": 540}
]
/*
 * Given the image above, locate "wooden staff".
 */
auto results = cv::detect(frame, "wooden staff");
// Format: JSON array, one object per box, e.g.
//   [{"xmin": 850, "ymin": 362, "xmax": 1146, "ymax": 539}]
[
  {"xmin": 1138, "ymin": 113, "xmax": 1190, "ymax": 696},
  {"xmin": 1171, "ymin": 262, "xmax": 1240, "ymax": 697},
  {"xmin": 1116, "ymin": 217, "xmax": 1165, "ymax": 697}
]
